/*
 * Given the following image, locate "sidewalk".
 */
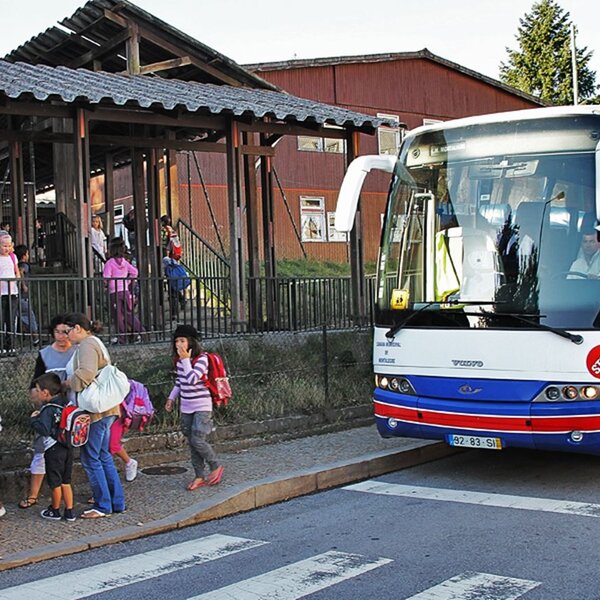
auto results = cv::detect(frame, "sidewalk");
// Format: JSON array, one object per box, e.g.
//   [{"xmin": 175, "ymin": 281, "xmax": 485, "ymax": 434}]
[{"xmin": 0, "ymin": 426, "xmax": 457, "ymax": 571}]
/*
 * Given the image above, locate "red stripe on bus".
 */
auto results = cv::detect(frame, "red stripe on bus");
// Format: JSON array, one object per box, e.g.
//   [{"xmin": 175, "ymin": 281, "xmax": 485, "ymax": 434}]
[{"xmin": 374, "ymin": 401, "xmax": 600, "ymax": 433}]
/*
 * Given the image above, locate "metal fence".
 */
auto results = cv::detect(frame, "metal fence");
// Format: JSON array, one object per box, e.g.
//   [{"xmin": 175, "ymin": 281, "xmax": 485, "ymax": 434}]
[
  {"xmin": 0, "ymin": 326, "xmax": 373, "ymax": 456},
  {"xmin": 0, "ymin": 273, "xmax": 378, "ymax": 353}
]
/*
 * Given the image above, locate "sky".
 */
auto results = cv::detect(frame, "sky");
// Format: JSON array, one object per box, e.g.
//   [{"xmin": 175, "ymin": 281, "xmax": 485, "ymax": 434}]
[{"xmin": 0, "ymin": 0, "xmax": 599, "ymax": 84}]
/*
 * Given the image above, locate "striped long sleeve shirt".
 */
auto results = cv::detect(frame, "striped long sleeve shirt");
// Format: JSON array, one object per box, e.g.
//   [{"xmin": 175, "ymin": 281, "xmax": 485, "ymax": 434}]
[{"xmin": 169, "ymin": 354, "xmax": 212, "ymax": 414}]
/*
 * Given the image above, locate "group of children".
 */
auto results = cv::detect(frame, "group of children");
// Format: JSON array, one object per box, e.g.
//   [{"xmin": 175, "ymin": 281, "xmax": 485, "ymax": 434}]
[{"xmin": 14, "ymin": 322, "xmax": 223, "ymax": 522}]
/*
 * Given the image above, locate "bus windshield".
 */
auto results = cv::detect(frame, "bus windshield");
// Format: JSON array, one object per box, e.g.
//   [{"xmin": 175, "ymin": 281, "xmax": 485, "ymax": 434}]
[{"xmin": 377, "ymin": 115, "xmax": 600, "ymax": 331}]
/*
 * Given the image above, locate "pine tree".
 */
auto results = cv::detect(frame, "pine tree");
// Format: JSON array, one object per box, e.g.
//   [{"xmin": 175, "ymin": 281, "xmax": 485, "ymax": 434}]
[{"xmin": 499, "ymin": 0, "xmax": 597, "ymax": 105}]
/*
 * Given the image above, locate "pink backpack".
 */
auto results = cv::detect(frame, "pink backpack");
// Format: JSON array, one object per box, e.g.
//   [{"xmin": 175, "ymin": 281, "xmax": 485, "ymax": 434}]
[{"xmin": 121, "ymin": 380, "xmax": 155, "ymax": 432}]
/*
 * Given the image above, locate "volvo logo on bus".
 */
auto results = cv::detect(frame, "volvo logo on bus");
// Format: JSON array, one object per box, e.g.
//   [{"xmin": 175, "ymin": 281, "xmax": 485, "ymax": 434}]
[
  {"xmin": 452, "ymin": 360, "xmax": 484, "ymax": 368},
  {"xmin": 458, "ymin": 384, "xmax": 482, "ymax": 395}
]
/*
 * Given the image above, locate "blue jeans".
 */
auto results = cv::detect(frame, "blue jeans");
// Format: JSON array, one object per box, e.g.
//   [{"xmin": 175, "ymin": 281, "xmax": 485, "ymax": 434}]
[{"xmin": 80, "ymin": 416, "xmax": 125, "ymax": 514}]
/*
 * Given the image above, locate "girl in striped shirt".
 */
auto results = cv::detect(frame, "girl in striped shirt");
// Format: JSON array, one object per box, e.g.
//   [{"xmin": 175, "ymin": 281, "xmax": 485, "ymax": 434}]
[{"xmin": 165, "ymin": 325, "xmax": 224, "ymax": 491}]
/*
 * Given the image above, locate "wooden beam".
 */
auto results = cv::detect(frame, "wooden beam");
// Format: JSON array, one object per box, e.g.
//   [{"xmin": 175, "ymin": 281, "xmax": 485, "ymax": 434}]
[
  {"xmin": 133, "ymin": 24, "xmax": 242, "ymax": 86},
  {"xmin": 87, "ymin": 107, "xmax": 227, "ymax": 130},
  {"xmin": 238, "ymin": 121, "xmax": 348, "ymax": 138},
  {"xmin": 240, "ymin": 144, "xmax": 275, "ymax": 157},
  {"xmin": 138, "ymin": 56, "xmax": 192, "ymax": 75},
  {"xmin": 69, "ymin": 29, "xmax": 131, "ymax": 69},
  {"xmin": 0, "ymin": 102, "xmax": 72, "ymax": 119},
  {"xmin": 103, "ymin": 8, "xmax": 128, "ymax": 29},
  {"xmin": 90, "ymin": 134, "xmax": 226, "ymax": 152},
  {"xmin": 0, "ymin": 130, "xmax": 72, "ymax": 144}
]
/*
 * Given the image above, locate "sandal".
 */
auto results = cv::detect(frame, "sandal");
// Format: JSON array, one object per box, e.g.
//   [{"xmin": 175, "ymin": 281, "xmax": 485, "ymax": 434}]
[
  {"xmin": 80, "ymin": 508, "xmax": 108, "ymax": 519},
  {"xmin": 207, "ymin": 466, "xmax": 224, "ymax": 486},
  {"xmin": 187, "ymin": 478, "xmax": 207, "ymax": 491},
  {"xmin": 19, "ymin": 496, "xmax": 38, "ymax": 509}
]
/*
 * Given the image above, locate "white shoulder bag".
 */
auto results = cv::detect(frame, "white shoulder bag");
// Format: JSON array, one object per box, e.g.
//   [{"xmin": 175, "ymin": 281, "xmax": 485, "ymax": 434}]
[{"xmin": 77, "ymin": 338, "xmax": 131, "ymax": 414}]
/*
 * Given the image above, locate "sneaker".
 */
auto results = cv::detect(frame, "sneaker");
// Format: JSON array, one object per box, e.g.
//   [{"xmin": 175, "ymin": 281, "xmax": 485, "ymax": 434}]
[
  {"xmin": 125, "ymin": 458, "xmax": 138, "ymax": 482},
  {"xmin": 63, "ymin": 508, "xmax": 76, "ymax": 522},
  {"xmin": 134, "ymin": 335, "xmax": 142, "ymax": 344},
  {"xmin": 0, "ymin": 504, "xmax": 6, "ymax": 518},
  {"xmin": 110, "ymin": 337, "xmax": 118, "ymax": 344},
  {"xmin": 41, "ymin": 506, "xmax": 62, "ymax": 521}
]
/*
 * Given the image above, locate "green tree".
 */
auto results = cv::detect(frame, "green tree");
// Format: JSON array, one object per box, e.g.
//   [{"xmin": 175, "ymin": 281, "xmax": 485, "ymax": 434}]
[{"xmin": 500, "ymin": 0, "xmax": 597, "ymax": 105}]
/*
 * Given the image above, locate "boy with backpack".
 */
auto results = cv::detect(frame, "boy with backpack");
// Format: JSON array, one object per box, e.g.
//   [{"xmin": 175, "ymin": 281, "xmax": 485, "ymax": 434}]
[
  {"xmin": 163, "ymin": 255, "xmax": 190, "ymax": 320},
  {"xmin": 30, "ymin": 372, "xmax": 76, "ymax": 521}
]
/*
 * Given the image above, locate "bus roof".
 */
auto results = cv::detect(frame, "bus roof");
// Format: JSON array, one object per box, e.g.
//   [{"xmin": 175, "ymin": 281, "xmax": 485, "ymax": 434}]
[{"xmin": 409, "ymin": 106, "xmax": 600, "ymax": 138}]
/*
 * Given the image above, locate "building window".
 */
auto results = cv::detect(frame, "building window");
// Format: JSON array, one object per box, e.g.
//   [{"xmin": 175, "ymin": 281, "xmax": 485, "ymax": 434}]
[
  {"xmin": 300, "ymin": 196, "xmax": 326, "ymax": 242},
  {"xmin": 324, "ymin": 139, "xmax": 346, "ymax": 154},
  {"xmin": 297, "ymin": 136, "xmax": 346, "ymax": 154},
  {"xmin": 377, "ymin": 113, "xmax": 401, "ymax": 156},
  {"xmin": 297, "ymin": 136, "xmax": 323, "ymax": 152},
  {"xmin": 327, "ymin": 212, "xmax": 348, "ymax": 242}
]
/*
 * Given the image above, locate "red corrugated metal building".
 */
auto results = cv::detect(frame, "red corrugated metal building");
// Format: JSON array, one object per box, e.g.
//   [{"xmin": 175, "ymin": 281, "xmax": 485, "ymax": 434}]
[{"xmin": 177, "ymin": 49, "xmax": 543, "ymax": 265}]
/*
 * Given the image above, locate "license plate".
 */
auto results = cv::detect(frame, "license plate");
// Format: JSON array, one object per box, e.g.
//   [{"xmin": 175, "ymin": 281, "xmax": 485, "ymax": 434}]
[{"xmin": 447, "ymin": 434, "xmax": 502, "ymax": 450}]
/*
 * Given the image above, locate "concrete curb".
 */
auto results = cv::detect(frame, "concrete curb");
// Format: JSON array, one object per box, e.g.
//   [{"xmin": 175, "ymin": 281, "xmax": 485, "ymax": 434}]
[{"xmin": 0, "ymin": 441, "xmax": 459, "ymax": 571}]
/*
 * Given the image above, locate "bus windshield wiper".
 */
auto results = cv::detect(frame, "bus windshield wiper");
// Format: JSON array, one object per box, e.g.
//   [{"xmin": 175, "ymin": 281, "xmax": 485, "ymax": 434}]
[
  {"xmin": 386, "ymin": 300, "xmax": 503, "ymax": 339},
  {"xmin": 479, "ymin": 310, "xmax": 583, "ymax": 345}
]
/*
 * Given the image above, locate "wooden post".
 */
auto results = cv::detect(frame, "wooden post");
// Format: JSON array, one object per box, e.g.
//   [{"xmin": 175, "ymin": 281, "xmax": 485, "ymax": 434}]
[
  {"xmin": 126, "ymin": 24, "xmax": 141, "ymax": 75},
  {"xmin": 104, "ymin": 152, "xmax": 114, "ymax": 239},
  {"xmin": 243, "ymin": 131, "xmax": 262, "ymax": 330},
  {"xmin": 346, "ymin": 130, "xmax": 366, "ymax": 325},
  {"xmin": 8, "ymin": 138, "xmax": 25, "ymax": 245},
  {"xmin": 225, "ymin": 120, "xmax": 245, "ymax": 331},
  {"xmin": 131, "ymin": 147, "xmax": 148, "ymax": 277},
  {"xmin": 165, "ymin": 131, "xmax": 180, "ymax": 223},
  {"xmin": 73, "ymin": 109, "xmax": 91, "ymax": 313},
  {"xmin": 260, "ymin": 134, "xmax": 277, "ymax": 327}
]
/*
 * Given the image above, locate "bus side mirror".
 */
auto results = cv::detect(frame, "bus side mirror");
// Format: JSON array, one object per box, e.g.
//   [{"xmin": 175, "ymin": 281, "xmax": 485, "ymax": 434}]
[{"xmin": 335, "ymin": 155, "xmax": 396, "ymax": 232}]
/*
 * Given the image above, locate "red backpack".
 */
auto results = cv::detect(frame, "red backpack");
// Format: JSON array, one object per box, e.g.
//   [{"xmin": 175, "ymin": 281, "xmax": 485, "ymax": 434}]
[
  {"xmin": 51, "ymin": 405, "xmax": 91, "ymax": 448},
  {"xmin": 190, "ymin": 352, "xmax": 232, "ymax": 407}
]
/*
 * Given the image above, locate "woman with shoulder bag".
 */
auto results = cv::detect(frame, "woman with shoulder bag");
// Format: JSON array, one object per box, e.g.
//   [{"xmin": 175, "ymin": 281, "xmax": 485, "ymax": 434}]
[{"xmin": 63, "ymin": 313, "xmax": 126, "ymax": 519}]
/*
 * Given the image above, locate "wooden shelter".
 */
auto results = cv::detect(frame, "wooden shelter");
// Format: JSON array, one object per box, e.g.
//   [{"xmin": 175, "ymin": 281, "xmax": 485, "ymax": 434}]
[{"xmin": 0, "ymin": 0, "xmax": 387, "ymax": 328}]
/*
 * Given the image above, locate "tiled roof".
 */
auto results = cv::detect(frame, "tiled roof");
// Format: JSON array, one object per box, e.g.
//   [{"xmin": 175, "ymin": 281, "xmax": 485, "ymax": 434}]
[{"xmin": 0, "ymin": 60, "xmax": 388, "ymax": 130}]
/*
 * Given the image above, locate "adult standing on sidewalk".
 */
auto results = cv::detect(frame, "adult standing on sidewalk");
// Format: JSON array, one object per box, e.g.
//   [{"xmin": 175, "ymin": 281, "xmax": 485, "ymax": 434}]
[
  {"xmin": 103, "ymin": 238, "xmax": 144, "ymax": 344},
  {"xmin": 19, "ymin": 314, "xmax": 76, "ymax": 510},
  {"xmin": 63, "ymin": 313, "xmax": 126, "ymax": 519}
]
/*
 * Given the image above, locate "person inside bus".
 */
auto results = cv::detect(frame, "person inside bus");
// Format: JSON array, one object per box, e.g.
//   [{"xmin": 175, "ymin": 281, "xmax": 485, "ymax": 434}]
[{"xmin": 568, "ymin": 233, "xmax": 600, "ymax": 278}]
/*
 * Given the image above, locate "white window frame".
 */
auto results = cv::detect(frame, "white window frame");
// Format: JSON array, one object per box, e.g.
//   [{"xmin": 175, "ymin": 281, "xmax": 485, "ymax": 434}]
[
  {"xmin": 377, "ymin": 113, "xmax": 401, "ymax": 156},
  {"xmin": 297, "ymin": 136, "xmax": 323, "ymax": 152},
  {"xmin": 300, "ymin": 196, "xmax": 326, "ymax": 242},
  {"xmin": 327, "ymin": 211, "xmax": 348, "ymax": 242}
]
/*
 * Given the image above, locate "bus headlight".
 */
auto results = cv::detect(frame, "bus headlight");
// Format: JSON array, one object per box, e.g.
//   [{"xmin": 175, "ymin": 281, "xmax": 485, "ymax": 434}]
[
  {"xmin": 562, "ymin": 386, "xmax": 579, "ymax": 400},
  {"xmin": 545, "ymin": 387, "xmax": 560, "ymax": 401},
  {"xmin": 581, "ymin": 386, "xmax": 599, "ymax": 400}
]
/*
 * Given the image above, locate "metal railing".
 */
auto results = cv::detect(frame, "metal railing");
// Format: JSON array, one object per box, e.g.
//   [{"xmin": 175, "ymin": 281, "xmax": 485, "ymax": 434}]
[{"xmin": 0, "ymin": 273, "xmax": 380, "ymax": 353}]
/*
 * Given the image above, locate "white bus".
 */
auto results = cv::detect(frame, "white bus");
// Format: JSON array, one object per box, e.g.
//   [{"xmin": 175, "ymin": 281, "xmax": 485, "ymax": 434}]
[{"xmin": 336, "ymin": 106, "xmax": 600, "ymax": 455}]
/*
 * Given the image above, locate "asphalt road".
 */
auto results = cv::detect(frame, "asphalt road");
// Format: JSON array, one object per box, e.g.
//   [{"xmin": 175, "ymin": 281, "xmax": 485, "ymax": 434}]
[{"xmin": 2, "ymin": 447, "xmax": 600, "ymax": 599}]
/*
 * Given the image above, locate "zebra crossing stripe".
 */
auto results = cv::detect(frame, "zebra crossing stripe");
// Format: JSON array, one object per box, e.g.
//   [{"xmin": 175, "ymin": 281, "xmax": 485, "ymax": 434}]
[
  {"xmin": 0, "ymin": 534, "xmax": 266, "ymax": 600},
  {"xmin": 344, "ymin": 480, "xmax": 600, "ymax": 517},
  {"xmin": 188, "ymin": 550, "xmax": 392, "ymax": 599},
  {"xmin": 404, "ymin": 571, "xmax": 540, "ymax": 599}
]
